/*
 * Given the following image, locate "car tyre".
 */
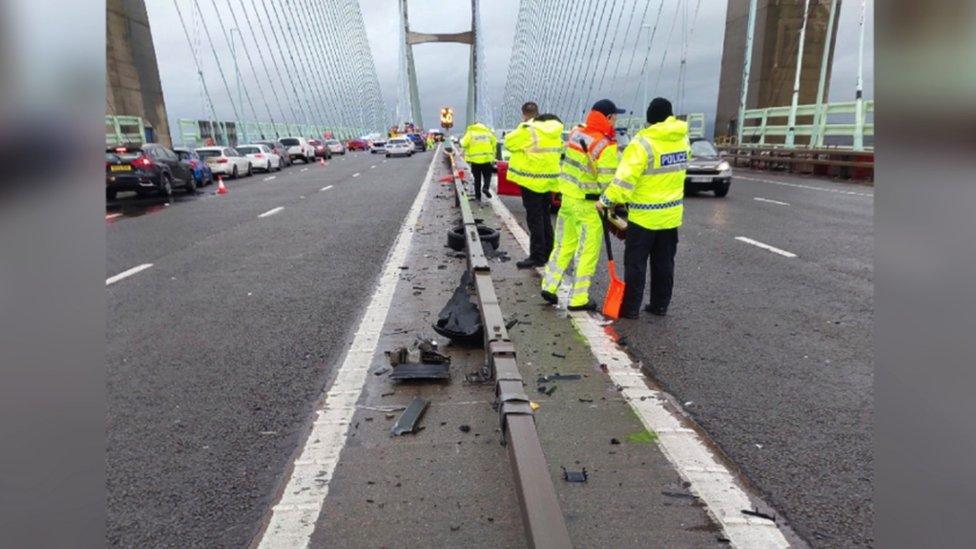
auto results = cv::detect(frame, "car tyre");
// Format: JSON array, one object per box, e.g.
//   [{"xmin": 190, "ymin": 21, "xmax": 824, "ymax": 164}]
[
  {"xmin": 184, "ymin": 173, "xmax": 197, "ymax": 194},
  {"xmin": 447, "ymin": 223, "xmax": 500, "ymax": 252},
  {"xmin": 247, "ymin": 163, "xmax": 253, "ymax": 177},
  {"xmin": 232, "ymin": 166, "xmax": 239, "ymax": 179},
  {"xmin": 714, "ymin": 183, "xmax": 730, "ymax": 197},
  {"xmin": 161, "ymin": 173, "xmax": 174, "ymax": 202}
]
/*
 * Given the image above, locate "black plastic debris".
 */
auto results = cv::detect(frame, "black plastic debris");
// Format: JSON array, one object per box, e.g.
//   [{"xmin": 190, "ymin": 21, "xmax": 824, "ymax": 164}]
[
  {"xmin": 610, "ymin": 438, "xmax": 621, "ymax": 445},
  {"xmin": 482, "ymin": 240, "xmax": 510, "ymax": 262},
  {"xmin": 432, "ymin": 270, "xmax": 484, "ymax": 345},
  {"xmin": 545, "ymin": 386, "xmax": 557, "ymax": 396},
  {"xmin": 391, "ymin": 397, "xmax": 429, "ymax": 436},
  {"xmin": 537, "ymin": 373, "xmax": 582, "ymax": 383},
  {"xmin": 417, "ymin": 336, "xmax": 450, "ymax": 364},
  {"xmin": 387, "ymin": 347, "xmax": 410, "ymax": 367},
  {"xmin": 561, "ymin": 467, "xmax": 588, "ymax": 483},
  {"xmin": 741, "ymin": 508, "xmax": 776, "ymax": 522},
  {"xmin": 551, "ymin": 352, "xmax": 567, "ymax": 359},
  {"xmin": 390, "ymin": 362, "xmax": 450, "ymax": 381},
  {"xmin": 459, "ymin": 424, "xmax": 471, "ymax": 433}
]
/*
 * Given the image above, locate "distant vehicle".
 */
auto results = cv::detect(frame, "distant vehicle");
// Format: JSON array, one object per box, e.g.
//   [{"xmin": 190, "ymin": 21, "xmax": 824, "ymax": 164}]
[
  {"xmin": 346, "ymin": 138, "xmax": 369, "ymax": 151},
  {"xmin": 684, "ymin": 138, "xmax": 732, "ymax": 197},
  {"xmin": 385, "ymin": 138, "xmax": 414, "ymax": 158},
  {"xmin": 106, "ymin": 144, "xmax": 196, "ymax": 201},
  {"xmin": 405, "ymin": 133, "xmax": 426, "ymax": 152},
  {"xmin": 279, "ymin": 137, "xmax": 316, "ymax": 163},
  {"xmin": 308, "ymin": 139, "xmax": 332, "ymax": 161},
  {"xmin": 369, "ymin": 139, "xmax": 387, "ymax": 154},
  {"xmin": 174, "ymin": 147, "xmax": 214, "ymax": 187},
  {"xmin": 427, "ymin": 129, "xmax": 444, "ymax": 142},
  {"xmin": 255, "ymin": 140, "xmax": 292, "ymax": 167},
  {"xmin": 236, "ymin": 144, "xmax": 282, "ymax": 172},
  {"xmin": 195, "ymin": 146, "xmax": 253, "ymax": 179},
  {"xmin": 324, "ymin": 139, "xmax": 346, "ymax": 155}
]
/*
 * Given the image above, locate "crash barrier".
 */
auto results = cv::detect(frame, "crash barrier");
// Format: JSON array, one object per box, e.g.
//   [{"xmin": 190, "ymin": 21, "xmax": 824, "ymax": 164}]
[
  {"xmin": 176, "ymin": 118, "xmax": 366, "ymax": 147},
  {"xmin": 106, "ymin": 115, "xmax": 147, "ymax": 147},
  {"xmin": 737, "ymin": 99, "xmax": 874, "ymax": 150},
  {"xmin": 718, "ymin": 144, "xmax": 874, "ymax": 181},
  {"xmin": 620, "ymin": 112, "xmax": 705, "ymax": 139},
  {"xmin": 442, "ymin": 143, "xmax": 573, "ymax": 549}
]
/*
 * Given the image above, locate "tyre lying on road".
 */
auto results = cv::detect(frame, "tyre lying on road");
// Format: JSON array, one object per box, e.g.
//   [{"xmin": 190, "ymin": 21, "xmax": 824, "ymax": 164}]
[
  {"xmin": 684, "ymin": 138, "xmax": 732, "ymax": 197},
  {"xmin": 106, "ymin": 143, "xmax": 195, "ymax": 202}
]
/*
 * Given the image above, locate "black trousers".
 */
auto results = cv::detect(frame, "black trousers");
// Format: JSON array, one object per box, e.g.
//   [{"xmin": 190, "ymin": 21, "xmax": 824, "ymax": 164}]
[
  {"xmin": 470, "ymin": 162, "xmax": 492, "ymax": 200},
  {"xmin": 520, "ymin": 187, "xmax": 554, "ymax": 263},
  {"xmin": 621, "ymin": 224, "xmax": 678, "ymax": 316}
]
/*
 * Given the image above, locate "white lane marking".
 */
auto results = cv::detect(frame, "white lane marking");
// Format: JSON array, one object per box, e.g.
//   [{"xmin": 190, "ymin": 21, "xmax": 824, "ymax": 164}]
[
  {"xmin": 106, "ymin": 263, "xmax": 153, "ymax": 286},
  {"xmin": 753, "ymin": 197, "xmax": 790, "ymax": 206},
  {"xmin": 263, "ymin": 175, "xmax": 277, "ymax": 181},
  {"xmin": 105, "ymin": 213, "xmax": 123, "ymax": 220},
  {"xmin": 370, "ymin": 165, "xmax": 376, "ymax": 169},
  {"xmin": 320, "ymin": 185, "xmax": 333, "ymax": 191},
  {"xmin": 257, "ymin": 146, "xmax": 440, "ymax": 548},
  {"xmin": 301, "ymin": 167, "xmax": 308, "ymax": 172},
  {"xmin": 737, "ymin": 175, "xmax": 871, "ymax": 197},
  {"xmin": 734, "ymin": 236, "xmax": 798, "ymax": 258},
  {"xmin": 258, "ymin": 206, "xmax": 284, "ymax": 218},
  {"xmin": 489, "ymin": 194, "xmax": 792, "ymax": 548},
  {"xmin": 352, "ymin": 172, "xmax": 360, "ymax": 178}
]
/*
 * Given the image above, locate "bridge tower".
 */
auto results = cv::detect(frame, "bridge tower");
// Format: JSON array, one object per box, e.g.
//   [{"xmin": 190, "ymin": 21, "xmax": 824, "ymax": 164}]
[{"xmin": 396, "ymin": 0, "xmax": 492, "ymax": 131}]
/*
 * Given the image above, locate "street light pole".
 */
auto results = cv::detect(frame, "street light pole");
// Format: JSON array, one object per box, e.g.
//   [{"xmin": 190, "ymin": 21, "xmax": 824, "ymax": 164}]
[
  {"xmin": 854, "ymin": 0, "xmax": 867, "ymax": 151},
  {"xmin": 785, "ymin": 0, "xmax": 811, "ymax": 147},
  {"xmin": 736, "ymin": 0, "xmax": 758, "ymax": 145}
]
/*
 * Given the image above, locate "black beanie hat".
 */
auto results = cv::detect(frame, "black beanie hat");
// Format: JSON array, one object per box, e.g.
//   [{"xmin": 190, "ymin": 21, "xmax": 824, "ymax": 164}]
[{"xmin": 646, "ymin": 97, "xmax": 673, "ymax": 124}]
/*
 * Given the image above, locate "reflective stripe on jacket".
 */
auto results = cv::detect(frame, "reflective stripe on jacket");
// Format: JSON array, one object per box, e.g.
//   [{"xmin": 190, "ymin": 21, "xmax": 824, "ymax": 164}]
[
  {"xmin": 558, "ymin": 111, "xmax": 619, "ymax": 200},
  {"xmin": 503, "ymin": 117, "xmax": 564, "ymax": 193},
  {"xmin": 459, "ymin": 123, "xmax": 496, "ymax": 164},
  {"xmin": 601, "ymin": 116, "xmax": 690, "ymax": 230}
]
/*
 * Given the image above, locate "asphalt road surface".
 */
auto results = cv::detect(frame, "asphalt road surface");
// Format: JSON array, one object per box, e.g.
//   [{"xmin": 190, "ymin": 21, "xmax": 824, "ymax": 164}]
[
  {"xmin": 106, "ymin": 151, "xmax": 431, "ymax": 547},
  {"xmin": 500, "ymin": 170, "xmax": 874, "ymax": 547}
]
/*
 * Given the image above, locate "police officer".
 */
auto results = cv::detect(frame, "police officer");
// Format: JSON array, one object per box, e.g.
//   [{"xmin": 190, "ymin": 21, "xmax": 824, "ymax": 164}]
[
  {"xmin": 459, "ymin": 121, "xmax": 497, "ymax": 201},
  {"xmin": 541, "ymin": 99, "xmax": 623, "ymax": 311},
  {"xmin": 504, "ymin": 102, "xmax": 565, "ymax": 269},
  {"xmin": 598, "ymin": 97, "xmax": 690, "ymax": 318}
]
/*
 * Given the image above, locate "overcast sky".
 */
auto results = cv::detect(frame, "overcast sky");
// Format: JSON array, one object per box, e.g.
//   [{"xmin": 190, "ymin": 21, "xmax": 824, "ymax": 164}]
[{"xmin": 148, "ymin": 0, "xmax": 874, "ymax": 139}]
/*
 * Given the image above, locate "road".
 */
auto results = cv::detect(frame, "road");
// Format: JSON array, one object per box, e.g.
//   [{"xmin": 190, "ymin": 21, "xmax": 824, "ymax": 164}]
[{"xmin": 499, "ymin": 170, "xmax": 874, "ymax": 547}]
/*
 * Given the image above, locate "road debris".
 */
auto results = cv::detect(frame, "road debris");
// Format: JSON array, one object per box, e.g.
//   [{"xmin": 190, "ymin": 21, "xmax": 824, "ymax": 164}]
[
  {"xmin": 561, "ymin": 467, "xmax": 588, "ymax": 483},
  {"xmin": 458, "ymin": 424, "xmax": 471, "ymax": 433},
  {"xmin": 741, "ymin": 508, "xmax": 777, "ymax": 522},
  {"xmin": 432, "ymin": 271, "xmax": 483, "ymax": 345},
  {"xmin": 537, "ymin": 373, "xmax": 581, "ymax": 382},
  {"xmin": 391, "ymin": 397, "xmax": 429, "ymax": 436}
]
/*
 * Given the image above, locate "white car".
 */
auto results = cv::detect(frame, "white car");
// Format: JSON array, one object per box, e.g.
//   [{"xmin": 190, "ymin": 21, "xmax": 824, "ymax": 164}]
[
  {"xmin": 236, "ymin": 144, "xmax": 282, "ymax": 172},
  {"xmin": 279, "ymin": 137, "xmax": 316, "ymax": 163},
  {"xmin": 385, "ymin": 138, "xmax": 414, "ymax": 158},
  {"xmin": 369, "ymin": 139, "xmax": 387, "ymax": 154},
  {"xmin": 324, "ymin": 139, "xmax": 346, "ymax": 155},
  {"xmin": 195, "ymin": 146, "xmax": 252, "ymax": 179}
]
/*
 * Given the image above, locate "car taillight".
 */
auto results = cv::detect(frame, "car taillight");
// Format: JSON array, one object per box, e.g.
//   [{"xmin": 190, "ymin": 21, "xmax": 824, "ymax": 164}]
[
  {"xmin": 132, "ymin": 155, "xmax": 154, "ymax": 169},
  {"xmin": 217, "ymin": 158, "xmax": 228, "ymax": 163},
  {"xmin": 255, "ymin": 153, "xmax": 264, "ymax": 158}
]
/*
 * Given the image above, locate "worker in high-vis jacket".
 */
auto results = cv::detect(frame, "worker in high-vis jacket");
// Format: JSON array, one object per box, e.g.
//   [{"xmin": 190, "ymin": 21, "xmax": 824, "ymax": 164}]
[
  {"xmin": 540, "ymin": 99, "xmax": 624, "ymax": 311},
  {"xmin": 459, "ymin": 122, "xmax": 497, "ymax": 202},
  {"xmin": 504, "ymin": 102, "xmax": 565, "ymax": 269},
  {"xmin": 598, "ymin": 97, "xmax": 690, "ymax": 318}
]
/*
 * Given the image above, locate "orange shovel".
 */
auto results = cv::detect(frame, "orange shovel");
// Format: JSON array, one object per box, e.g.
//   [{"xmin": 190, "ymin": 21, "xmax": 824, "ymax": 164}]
[{"xmin": 601, "ymin": 209, "xmax": 625, "ymax": 319}]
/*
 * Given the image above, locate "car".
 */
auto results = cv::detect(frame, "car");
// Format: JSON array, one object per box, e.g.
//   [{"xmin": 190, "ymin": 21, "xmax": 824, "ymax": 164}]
[
  {"xmin": 279, "ymin": 137, "xmax": 316, "ymax": 163},
  {"xmin": 324, "ymin": 139, "xmax": 346, "ymax": 155},
  {"xmin": 385, "ymin": 137, "xmax": 414, "ymax": 158},
  {"xmin": 684, "ymin": 138, "xmax": 732, "ymax": 197},
  {"xmin": 195, "ymin": 146, "xmax": 253, "ymax": 179},
  {"xmin": 236, "ymin": 143, "xmax": 282, "ymax": 172},
  {"xmin": 255, "ymin": 140, "xmax": 292, "ymax": 167},
  {"xmin": 174, "ymin": 147, "xmax": 214, "ymax": 187},
  {"xmin": 369, "ymin": 138, "xmax": 387, "ymax": 154},
  {"xmin": 346, "ymin": 138, "xmax": 369, "ymax": 151},
  {"xmin": 405, "ymin": 133, "xmax": 426, "ymax": 152},
  {"xmin": 106, "ymin": 143, "xmax": 196, "ymax": 201},
  {"xmin": 308, "ymin": 139, "xmax": 332, "ymax": 161}
]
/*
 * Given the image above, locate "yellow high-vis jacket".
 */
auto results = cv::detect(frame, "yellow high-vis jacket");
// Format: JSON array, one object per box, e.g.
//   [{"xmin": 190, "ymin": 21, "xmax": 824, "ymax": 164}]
[
  {"xmin": 504, "ymin": 117, "xmax": 564, "ymax": 193},
  {"xmin": 459, "ymin": 123, "xmax": 497, "ymax": 164}
]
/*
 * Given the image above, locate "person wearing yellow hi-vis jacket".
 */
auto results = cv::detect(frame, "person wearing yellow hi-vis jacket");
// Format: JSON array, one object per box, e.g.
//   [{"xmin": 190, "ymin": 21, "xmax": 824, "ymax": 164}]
[
  {"xmin": 459, "ymin": 122, "xmax": 497, "ymax": 201},
  {"xmin": 598, "ymin": 97, "xmax": 690, "ymax": 319},
  {"xmin": 540, "ymin": 99, "xmax": 624, "ymax": 311},
  {"xmin": 504, "ymin": 102, "xmax": 565, "ymax": 269}
]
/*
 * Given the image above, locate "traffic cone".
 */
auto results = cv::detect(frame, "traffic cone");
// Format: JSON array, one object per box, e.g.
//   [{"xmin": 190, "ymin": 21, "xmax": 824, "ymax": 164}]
[
  {"xmin": 216, "ymin": 176, "xmax": 227, "ymax": 195},
  {"xmin": 319, "ymin": 157, "xmax": 326, "ymax": 167}
]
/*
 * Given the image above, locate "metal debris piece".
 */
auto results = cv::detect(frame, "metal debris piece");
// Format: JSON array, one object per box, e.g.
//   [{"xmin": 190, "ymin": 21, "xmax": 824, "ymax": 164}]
[
  {"xmin": 387, "ymin": 347, "xmax": 410, "ymax": 366},
  {"xmin": 373, "ymin": 366, "xmax": 391, "ymax": 376},
  {"xmin": 459, "ymin": 424, "xmax": 471, "ymax": 433},
  {"xmin": 610, "ymin": 438, "xmax": 621, "ymax": 445},
  {"xmin": 545, "ymin": 386, "xmax": 557, "ymax": 396},
  {"xmin": 390, "ymin": 362, "xmax": 451, "ymax": 381},
  {"xmin": 742, "ymin": 508, "xmax": 776, "ymax": 522},
  {"xmin": 391, "ymin": 397, "xmax": 429, "ymax": 436},
  {"xmin": 416, "ymin": 335, "xmax": 450, "ymax": 364},
  {"xmin": 537, "ymin": 373, "xmax": 582, "ymax": 383},
  {"xmin": 551, "ymin": 352, "xmax": 567, "ymax": 359},
  {"xmin": 561, "ymin": 467, "xmax": 588, "ymax": 483}
]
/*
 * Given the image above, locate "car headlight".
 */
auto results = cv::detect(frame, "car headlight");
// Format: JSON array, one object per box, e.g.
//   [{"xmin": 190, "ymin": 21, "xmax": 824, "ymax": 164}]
[{"xmin": 717, "ymin": 161, "xmax": 731, "ymax": 172}]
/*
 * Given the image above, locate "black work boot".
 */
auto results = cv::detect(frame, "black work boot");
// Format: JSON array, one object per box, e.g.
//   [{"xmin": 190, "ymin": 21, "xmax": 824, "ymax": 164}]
[
  {"xmin": 644, "ymin": 304, "xmax": 668, "ymax": 316},
  {"xmin": 516, "ymin": 258, "xmax": 539, "ymax": 269},
  {"xmin": 540, "ymin": 290, "xmax": 557, "ymax": 304},
  {"xmin": 484, "ymin": 188, "xmax": 493, "ymax": 199}
]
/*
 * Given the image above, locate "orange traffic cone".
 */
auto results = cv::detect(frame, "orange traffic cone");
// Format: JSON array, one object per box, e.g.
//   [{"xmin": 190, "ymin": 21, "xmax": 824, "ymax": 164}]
[
  {"xmin": 319, "ymin": 157, "xmax": 326, "ymax": 167},
  {"xmin": 216, "ymin": 176, "xmax": 228, "ymax": 195}
]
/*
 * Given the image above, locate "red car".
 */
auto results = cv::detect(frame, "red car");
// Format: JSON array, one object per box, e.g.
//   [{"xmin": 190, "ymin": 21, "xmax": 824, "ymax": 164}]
[
  {"xmin": 346, "ymin": 138, "xmax": 369, "ymax": 151},
  {"xmin": 308, "ymin": 139, "xmax": 332, "ymax": 160}
]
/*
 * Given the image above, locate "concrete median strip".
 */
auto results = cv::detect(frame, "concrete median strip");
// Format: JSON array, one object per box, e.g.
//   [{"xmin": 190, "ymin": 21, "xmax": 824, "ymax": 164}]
[
  {"xmin": 735, "ymin": 236, "xmax": 798, "ymax": 258},
  {"xmin": 258, "ymin": 207, "xmax": 284, "ymax": 218},
  {"xmin": 256, "ymin": 150, "xmax": 438, "ymax": 549},
  {"xmin": 488, "ymin": 196, "xmax": 793, "ymax": 548},
  {"xmin": 106, "ymin": 263, "xmax": 153, "ymax": 286}
]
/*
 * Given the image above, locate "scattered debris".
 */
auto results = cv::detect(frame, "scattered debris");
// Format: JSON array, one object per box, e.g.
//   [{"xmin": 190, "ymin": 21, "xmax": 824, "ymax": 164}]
[
  {"xmin": 361, "ymin": 405, "xmax": 406, "ymax": 412},
  {"xmin": 561, "ymin": 467, "xmax": 588, "ymax": 483},
  {"xmin": 432, "ymin": 271, "xmax": 484, "ymax": 345},
  {"xmin": 537, "ymin": 385, "xmax": 548, "ymax": 394},
  {"xmin": 741, "ymin": 508, "xmax": 776, "ymax": 522},
  {"xmin": 373, "ymin": 366, "xmax": 391, "ymax": 376},
  {"xmin": 381, "ymin": 391, "xmax": 395, "ymax": 398},
  {"xmin": 599, "ymin": 363, "xmax": 609, "ymax": 373},
  {"xmin": 458, "ymin": 424, "xmax": 471, "ymax": 433},
  {"xmin": 387, "ymin": 347, "xmax": 410, "ymax": 367},
  {"xmin": 391, "ymin": 397, "xmax": 429, "ymax": 436},
  {"xmin": 610, "ymin": 438, "xmax": 621, "ymax": 445},
  {"xmin": 545, "ymin": 386, "xmax": 557, "ymax": 396},
  {"xmin": 416, "ymin": 336, "xmax": 450, "ymax": 364},
  {"xmin": 390, "ymin": 362, "xmax": 450, "ymax": 381},
  {"xmin": 661, "ymin": 490, "xmax": 698, "ymax": 500},
  {"xmin": 505, "ymin": 317, "xmax": 519, "ymax": 329},
  {"xmin": 551, "ymin": 352, "xmax": 567, "ymax": 359},
  {"xmin": 529, "ymin": 401, "xmax": 540, "ymax": 411},
  {"xmin": 537, "ymin": 373, "xmax": 581, "ymax": 383},
  {"xmin": 578, "ymin": 398, "xmax": 593, "ymax": 403}
]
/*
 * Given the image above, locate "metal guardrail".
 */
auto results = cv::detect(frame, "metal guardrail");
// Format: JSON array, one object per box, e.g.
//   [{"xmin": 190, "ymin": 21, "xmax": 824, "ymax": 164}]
[
  {"xmin": 740, "ymin": 100, "xmax": 874, "ymax": 150},
  {"xmin": 621, "ymin": 112, "xmax": 705, "ymax": 139},
  {"xmin": 106, "ymin": 115, "xmax": 146, "ymax": 146},
  {"xmin": 719, "ymin": 144, "xmax": 874, "ymax": 179},
  {"xmin": 176, "ymin": 118, "xmax": 367, "ymax": 147},
  {"xmin": 443, "ymin": 144, "xmax": 572, "ymax": 549}
]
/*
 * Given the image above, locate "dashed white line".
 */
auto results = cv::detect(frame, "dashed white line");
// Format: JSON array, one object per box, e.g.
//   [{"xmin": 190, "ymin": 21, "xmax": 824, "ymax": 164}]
[
  {"xmin": 301, "ymin": 167, "xmax": 309, "ymax": 172},
  {"xmin": 106, "ymin": 263, "xmax": 153, "ymax": 286},
  {"xmin": 735, "ymin": 236, "xmax": 798, "ymax": 258},
  {"xmin": 258, "ymin": 206, "xmax": 284, "ymax": 218},
  {"xmin": 370, "ymin": 165, "xmax": 376, "ymax": 169},
  {"xmin": 352, "ymin": 172, "xmax": 360, "ymax": 178},
  {"xmin": 320, "ymin": 185, "xmax": 333, "ymax": 191},
  {"xmin": 737, "ymin": 175, "xmax": 872, "ymax": 197},
  {"xmin": 256, "ymin": 148, "xmax": 440, "ymax": 548},
  {"xmin": 263, "ymin": 175, "xmax": 277, "ymax": 181},
  {"xmin": 753, "ymin": 197, "xmax": 790, "ymax": 206},
  {"xmin": 489, "ymin": 193, "xmax": 792, "ymax": 548}
]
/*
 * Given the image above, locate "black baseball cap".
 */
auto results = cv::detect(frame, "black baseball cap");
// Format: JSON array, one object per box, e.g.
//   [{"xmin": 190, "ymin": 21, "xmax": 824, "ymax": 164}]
[{"xmin": 592, "ymin": 99, "xmax": 626, "ymax": 116}]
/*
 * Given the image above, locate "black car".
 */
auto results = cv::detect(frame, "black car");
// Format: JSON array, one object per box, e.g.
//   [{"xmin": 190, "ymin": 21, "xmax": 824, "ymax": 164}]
[
  {"xmin": 684, "ymin": 138, "xmax": 733, "ymax": 197},
  {"xmin": 106, "ymin": 143, "xmax": 196, "ymax": 201}
]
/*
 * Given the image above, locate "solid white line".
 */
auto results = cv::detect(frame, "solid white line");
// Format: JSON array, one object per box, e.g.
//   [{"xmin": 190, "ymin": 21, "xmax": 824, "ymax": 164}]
[
  {"xmin": 370, "ymin": 165, "xmax": 376, "ymax": 169},
  {"xmin": 320, "ymin": 185, "xmax": 333, "ymax": 191},
  {"xmin": 489, "ymin": 194, "xmax": 791, "ymax": 548},
  {"xmin": 737, "ymin": 175, "xmax": 871, "ymax": 197},
  {"xmin": 263, "ymin": 175, "xmax": 277, "ymax": 181},
  {"xmin": 105, "ymin": 213, "xmax": 123, "ymax": 220},
  {"xmin": 106, "ymin": 263, "xmax": 153, "ymax": 286},
  {"xmin": 257, "ymin": 147, "xmax": 440, "ymax": 549},
  {"xmin": 753, "ymin": 197, "xmax": 790, "ymax": 206},
  {"xmin": 258, "ymin": 206, "xmax": 284, "ymax": 218},
  {"xmin": 735, "ymin": 236, "xmax": 798, "ymax": 258},
  {"xmin": 352, "ymin": 172, "xmax": 360, "ymax": 178}
]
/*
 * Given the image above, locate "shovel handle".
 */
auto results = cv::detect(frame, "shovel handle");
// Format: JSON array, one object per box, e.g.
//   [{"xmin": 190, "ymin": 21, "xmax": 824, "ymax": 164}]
[{"xmin": 600, "ymin": 208, "xmax": 615, "ymax": 262}]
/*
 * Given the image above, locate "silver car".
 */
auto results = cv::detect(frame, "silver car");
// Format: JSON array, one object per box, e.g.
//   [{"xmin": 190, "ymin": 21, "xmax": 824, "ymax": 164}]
[
  {"xmin": 385, "ymin": 138, "xmax": 414, "ymax": 158},
  {"xmin": 684, "ymin": 138, "xmax": 732, "ymax": 197}
]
